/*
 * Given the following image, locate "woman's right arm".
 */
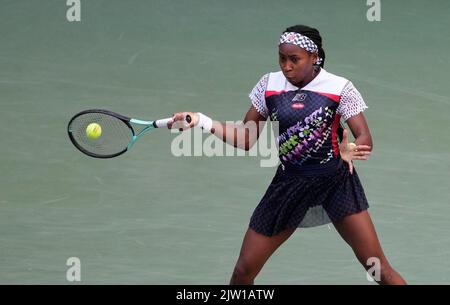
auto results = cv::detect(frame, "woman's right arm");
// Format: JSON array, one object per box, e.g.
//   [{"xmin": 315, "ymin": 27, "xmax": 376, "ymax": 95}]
[{"xmin": 169, "ymin": 105, "xmax": 267, "ymax": 151}]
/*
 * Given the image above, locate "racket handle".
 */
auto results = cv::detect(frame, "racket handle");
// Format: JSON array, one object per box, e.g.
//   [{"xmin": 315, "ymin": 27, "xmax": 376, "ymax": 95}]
[
  {"xmin": 154, "ymin": 118, "xmax": 172, "ymax": 128},
  {"xmin": 154, "ymin": 115, "xmax": 192, "ymax": 128}
]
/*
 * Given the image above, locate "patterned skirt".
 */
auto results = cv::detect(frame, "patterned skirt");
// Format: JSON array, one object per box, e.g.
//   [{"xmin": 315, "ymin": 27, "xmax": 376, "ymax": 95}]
[{"xmin": 249, "ymin": 158, "xmax": 369, "ymax": 236}]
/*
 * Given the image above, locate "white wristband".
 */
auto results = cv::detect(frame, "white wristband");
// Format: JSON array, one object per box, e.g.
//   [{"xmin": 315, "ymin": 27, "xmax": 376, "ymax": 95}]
[{"xmin": 196, "ymin": 112, "xmax": 213, "ymax": 132}]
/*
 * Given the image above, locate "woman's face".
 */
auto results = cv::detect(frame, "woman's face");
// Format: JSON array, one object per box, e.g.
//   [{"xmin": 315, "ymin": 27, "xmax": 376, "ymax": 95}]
[{"xmin": 278, "ymin": 43, "xmax": 317, "ymax": 87}]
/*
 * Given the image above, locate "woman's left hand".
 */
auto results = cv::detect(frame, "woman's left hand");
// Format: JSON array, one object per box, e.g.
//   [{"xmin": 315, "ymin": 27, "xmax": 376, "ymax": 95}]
[{"xmin": 339, "ymin": 129, "xmax": 372, "ymax": 174}]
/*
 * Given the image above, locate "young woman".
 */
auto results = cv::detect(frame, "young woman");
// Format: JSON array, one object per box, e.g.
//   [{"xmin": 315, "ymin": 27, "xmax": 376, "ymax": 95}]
[{"xmin": 169, "ymin": 25, "xmax": 406, "ymax": 285}]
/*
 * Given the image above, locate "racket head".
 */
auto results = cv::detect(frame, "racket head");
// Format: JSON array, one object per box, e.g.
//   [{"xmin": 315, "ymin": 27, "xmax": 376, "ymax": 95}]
[{"xmin": 67, "ymin": 109, "xmax": 135, "ymax": 158}]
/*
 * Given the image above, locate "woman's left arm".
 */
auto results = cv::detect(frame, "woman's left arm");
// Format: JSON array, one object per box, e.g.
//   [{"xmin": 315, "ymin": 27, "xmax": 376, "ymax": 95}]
[{"xmin": 346, "ymin": 113, "xmax": 373, "ymax": 149}]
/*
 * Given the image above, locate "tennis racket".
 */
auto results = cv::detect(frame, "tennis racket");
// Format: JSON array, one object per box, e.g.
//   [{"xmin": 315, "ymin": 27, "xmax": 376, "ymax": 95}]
[{"xmin": 67, "ymin": 109, "xmax": 191, "ymax": 158}]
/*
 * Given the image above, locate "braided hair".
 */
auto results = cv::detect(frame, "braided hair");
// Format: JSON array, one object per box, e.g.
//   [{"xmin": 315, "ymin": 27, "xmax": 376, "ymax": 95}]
[
  {"xmin": 284, "ymin": 25, "xmax": 325, "ymax": 68},
  {"xmin": 283, "ymin": 24, "xmax": 344, "ymax": 141}
]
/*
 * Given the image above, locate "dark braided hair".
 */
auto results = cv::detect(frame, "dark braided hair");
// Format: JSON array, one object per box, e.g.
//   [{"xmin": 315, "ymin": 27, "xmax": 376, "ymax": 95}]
[
  {"xmin": 284, "ymin": 25, "xmax": 325, "ymax": 68},
  {"xmin": 283, "ymin": 24, "xmax": 344, "ymax": 141}
]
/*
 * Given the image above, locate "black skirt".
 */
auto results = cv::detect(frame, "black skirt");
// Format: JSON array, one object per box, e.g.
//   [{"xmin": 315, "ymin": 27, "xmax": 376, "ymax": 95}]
[{"xmin": 249, "ymin": 159, "xmax": 369, "ymax": 236}]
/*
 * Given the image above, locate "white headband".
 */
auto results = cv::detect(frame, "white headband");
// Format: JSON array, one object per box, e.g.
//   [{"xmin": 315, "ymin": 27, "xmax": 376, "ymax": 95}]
[{"xmin": 279, "ymin": 32, "xmax": 323, "ymax": 66}]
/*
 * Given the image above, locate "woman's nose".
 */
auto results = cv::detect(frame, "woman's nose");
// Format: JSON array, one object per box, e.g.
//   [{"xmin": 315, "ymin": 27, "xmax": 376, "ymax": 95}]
[
  {"xmin": 284, "ymin": 65, "xmax": 293, "ymax": 72},
  {"xmin": 282, "ymin": 61, "xmax": 293, "ymax": 72}
]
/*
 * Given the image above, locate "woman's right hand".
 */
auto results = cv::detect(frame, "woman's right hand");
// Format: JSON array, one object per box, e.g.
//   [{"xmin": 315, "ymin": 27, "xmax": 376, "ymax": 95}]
[{"xmin": 168, "ymin": 112, "xmax": 199, "ymax": 130}]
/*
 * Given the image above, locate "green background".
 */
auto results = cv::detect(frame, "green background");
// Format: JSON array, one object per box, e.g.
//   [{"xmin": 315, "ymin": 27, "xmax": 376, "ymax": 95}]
[{"xmin": 1, "ymin": 0, "xmax": 449, "ymax": 284}]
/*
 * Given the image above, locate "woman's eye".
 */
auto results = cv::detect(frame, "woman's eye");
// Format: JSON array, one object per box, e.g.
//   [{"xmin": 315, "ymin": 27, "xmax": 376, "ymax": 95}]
[{"xmin": 291, "ymin": 57, "xmax": 299, "ymax": 63}]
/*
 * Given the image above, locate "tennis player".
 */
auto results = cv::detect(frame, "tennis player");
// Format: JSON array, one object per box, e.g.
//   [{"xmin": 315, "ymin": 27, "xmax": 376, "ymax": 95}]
[{"xmin": 170, "ymin": 24, "xmax": 406, "ymax": 285}]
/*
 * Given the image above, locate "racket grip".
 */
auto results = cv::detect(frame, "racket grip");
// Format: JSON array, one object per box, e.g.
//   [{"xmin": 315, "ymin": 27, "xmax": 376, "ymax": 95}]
[
  {"xmin": 154, "ymin": 118, "xmax": 172, "ymax": 128},
  {"xmin": 154, "ymin": 115, "xmax": 192, "ymax": 128}
]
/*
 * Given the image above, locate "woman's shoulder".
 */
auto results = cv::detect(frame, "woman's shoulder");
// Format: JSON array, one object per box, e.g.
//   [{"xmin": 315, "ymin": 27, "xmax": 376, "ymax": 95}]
[
  {"xmin": 251, "ymin": 71, "xmax": 286, "ymax": 92},
  {"xmin": 301, "ymin": 68, "xmax": 350, "ymax": 95},
  {"xmin": 316, "ymin": 69, "xmax": 350, "ymax": 87},
  {"xmin": 254, "ymin": 71, "xmax": 283, "ymax": 82}
]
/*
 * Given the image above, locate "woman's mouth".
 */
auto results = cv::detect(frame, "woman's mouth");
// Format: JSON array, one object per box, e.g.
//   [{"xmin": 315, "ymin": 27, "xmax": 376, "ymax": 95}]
[{"xmin": 285, "ymin": 74, "xmax": 296, "ymax": 81}]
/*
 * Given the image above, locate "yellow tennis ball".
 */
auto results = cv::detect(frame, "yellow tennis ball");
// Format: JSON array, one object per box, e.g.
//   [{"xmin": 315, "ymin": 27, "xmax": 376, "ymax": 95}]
[
  {"xmin": 348, "ymin": 143, "xmax": 357, "ymax": 150},
  {"xmin": 86, "ymin": 123, "xmax": 102, "ymax": 139}
]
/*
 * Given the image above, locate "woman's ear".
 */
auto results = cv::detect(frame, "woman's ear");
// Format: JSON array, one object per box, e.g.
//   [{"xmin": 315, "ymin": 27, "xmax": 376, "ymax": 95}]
[{"xmin": 311, "ymin": 53, "xmax": 318, "ymax": 65}]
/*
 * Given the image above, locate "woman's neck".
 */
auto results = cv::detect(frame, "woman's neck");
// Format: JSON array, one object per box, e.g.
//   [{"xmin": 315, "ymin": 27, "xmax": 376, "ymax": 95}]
[{"xmin": 295, "ymin": 66, "xmax": 321, "ymax": 88}]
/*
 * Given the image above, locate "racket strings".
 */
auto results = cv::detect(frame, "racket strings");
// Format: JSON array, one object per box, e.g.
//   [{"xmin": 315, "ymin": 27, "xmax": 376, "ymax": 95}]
[{"xmin": 69, "ymin": 113, "xmax": 133, "ymax": 157}]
